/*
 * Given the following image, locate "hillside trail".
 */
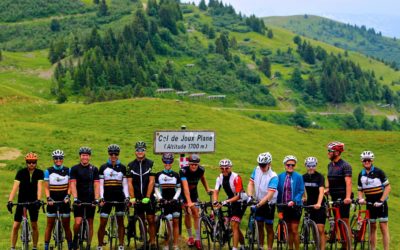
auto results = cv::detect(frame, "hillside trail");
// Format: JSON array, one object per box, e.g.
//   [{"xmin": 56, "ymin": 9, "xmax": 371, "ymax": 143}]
[{"xmin": 0, "ymin": 147, "xmax": 21, "ymax": 161}]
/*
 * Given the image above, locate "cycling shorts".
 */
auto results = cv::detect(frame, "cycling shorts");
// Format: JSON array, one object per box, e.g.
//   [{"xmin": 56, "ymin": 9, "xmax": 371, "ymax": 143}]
[
  {"xmin": 46, "ymin": 202, "xmax": 71, "ymax": 218},
  {"xmin": 228, "ymin": 202, "xmax": 246, "ymax": 223},
  {"xmin": 309, "ymin": 207, "xmax": 327, "ymax": 225},
  {"xmin": 14, "ymin": 204, "xmax": 39, "ymax": 223},
  {"xmin": 255, "ymin": 204, "xmax": 276, "ymax": 225},
  {"xmin": 100, "ymin": 202, "xmax": 126, "ymax": 218},
  {"xmin": 282, "ymin": 206, "xmax": 302, "ymax": 223},
  {"xmin": 134, "ymin": 202, "xmax": 156, "ymax": 216},
  {"xmin": 367, "ymin": 201, "xmax": 388, "ymax": 223},
  {"xmin": 73, "ymin": 205, "xmax": 96, "ymax": 219}
]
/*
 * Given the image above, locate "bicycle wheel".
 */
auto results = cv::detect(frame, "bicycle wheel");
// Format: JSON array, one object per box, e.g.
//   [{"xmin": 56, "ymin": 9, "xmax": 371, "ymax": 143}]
[
  {"xmin": 326, "ymin": 222, "xmax": 338, "ymax": 250},
  {"xmin": 213, "ymin": 220, "xmax": 224, "ymax": 250},
  {"xmin": 200, "ymin": 217, "xmax": 212, "ymax": 250},
  {"xmin": 358, "ymin": 220, "xmax": 371, "ymax": 250},
  {"xmin": 54, "ymin": 219, "xmax": 64, "ymax": 250},
  {"xmin": 225, "ymin": 222, "xmax": 233, "ymax": 249},
  {"xmin": 338, "ymin": 219, "xmax": 351, "ymax": 250},
  {"xmin": 108, "ymin": 216, "xmax": 117, "ymax": 250},
  {"xmin": 79, "ymin": 219, "xmax": 90, "ymax": 250},
  {"xmin": 128, "ymin": 215, "xmax": 147, "ymax": 250},
  {"xmin": 21, "ymin": 220, "xmax": 30, "ymax": 250},
  {"xmin": 246, "ymin": 218, "xmax": 260, "ymax": 250},
  {"xmin": 275, "ymin": 220, "xmax": 288, "ymax": 250},
  {"xmin": 303, "ymin": 220, "xmax": 320, "ymax": 250},
  {"xmin": 156, "ymin": 217, "xmax": 173, "ymax": 250}
]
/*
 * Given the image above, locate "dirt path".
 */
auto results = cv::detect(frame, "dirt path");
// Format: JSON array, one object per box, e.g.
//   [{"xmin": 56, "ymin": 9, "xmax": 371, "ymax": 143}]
[{"xmin": 0, "ymin": 147, "xmax": 21, "ymax": 161}]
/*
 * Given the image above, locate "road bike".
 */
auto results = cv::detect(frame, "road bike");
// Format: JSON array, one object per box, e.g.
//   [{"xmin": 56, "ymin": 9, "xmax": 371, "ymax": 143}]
[
  {"xmin": 274, "ymin": 204, "xmax": 289, "ymax": 250},
  {"xmin": 126, "ymin": 200, "xmax": 147, "ymax": 250},
  {"xmin": 325, "ymin": 199, "xmax": 351, "ymax": 250},
  {"xmin": 198, "ymin": 191, "xmax": 215, "ymax": 250},
  {"xmin": 99, "ymin": 201, "xmax": 127, "ymax": 250},
  {"xmin": 155, "ymin": 200, "xmax": 176, "ymax": 250},
  {"xmin": 49, "ymin": 201, "xmax": 69, "ymax": 250},
  {"xmin": 350, "ymin": 200, "xmax": 372, "ymax": 250},
  {"xmin": 244, "ymin": 199, "xmax": 260, "ymax": 250},
  {"xmin": 74, "ymin": 202, "xmax": 95, "ymax": 250},
  {"xmin": 212, "ymin": 202, "xmax": 232, "ymax": 250},
  {"xmin": 300, "ymin": 205, "xmax": 320, "ymax": 250}
]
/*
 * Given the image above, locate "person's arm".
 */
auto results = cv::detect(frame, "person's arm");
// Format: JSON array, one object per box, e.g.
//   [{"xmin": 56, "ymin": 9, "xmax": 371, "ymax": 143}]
[
  {"xmin": 44, "ymin": 181, "xmax": 50, "ymax": 199},
  {"xmin": 173, "ymin": 184, "xmax": 182, "ymax": 200},
  {"xmin": 258, "ymin": 176, "xmax": 278, "ymax": 206},
  {"xmin": 146, "ymin": 175, "xmax": 155, "ymax": 198},
  {"xmin": 294, "ymin": 174, "xmax": 305, "ymax": 204},
  {"xmin": 200, "ymin": 174, "xmax": 210, "ymax": 192},
  {"xmin": 70, "ymin": 181, "xmax": 77, "ymax": 199},
  {"xmin": 122, "ymin": 177, "xmax": 129, "ymax": 198},
  {"xmin": 344, "ymin": 176, "xmax": 352, "ymax": 203},
  {"xmin": 181, "ymin": 179, "xmax": 193, "ymax": 205},
  {"xmin": 37, "ymin": 178, "xmax": 43, "ymax": 201},
  {"xmin": 357, "ymin": 191, "xmax": 364, "ymax": 200},
  {"xmin": 8, "ymin": 181, "xmax": 20, "ymax": 202},
  {"xmin": 99, "ymin": 179, "xmax": 104, "ymax": 199},
  {"xmin": 154, "ymin": 173, "xmax": 162, "ymax": 200},
  {"xmin": 314, "ymin": 186, "xmax": 324, "ymax": 209},
  {"xmin": 94, "ymin": 181, "xmax": 100, "ymax": 200},
  {"xmin": 127, "ymin": 177, "xmax": 134, "ymax": 199},
  {"xmin": 213, "ymin": 189, "xmax": 219, "ymax": 203},
  {"xmin": 247, "ymin": 169, "xmax": 256, "ymax": 196}
]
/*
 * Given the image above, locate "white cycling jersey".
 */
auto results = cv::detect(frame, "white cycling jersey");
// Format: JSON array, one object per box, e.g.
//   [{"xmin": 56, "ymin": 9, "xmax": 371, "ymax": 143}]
[{"xmin": 250, "ymin": 166, "xmax": 278, "ymax": 203}]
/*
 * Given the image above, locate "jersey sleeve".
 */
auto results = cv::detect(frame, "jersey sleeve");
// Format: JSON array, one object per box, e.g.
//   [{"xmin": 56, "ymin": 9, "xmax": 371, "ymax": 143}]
[
  {"xmin": 122, "ymin": 165, "xmax": 127, "ymax": 177},
  {"xmin": 99, "ymin": 165, "xmax": 105, "ymax": 179},
  {"xmin": 214, "ymin": 176, "xmax": 222, "ymax": 191},
  {"xmin": 250, "ymin": 168, "xmax": 256, "ymax": 182},
  {"xmin": 377, "ymin": 168, "xmax": 389, "ymax": 186},
  {"xmin": 268, "ymin": 176, "xmax": 278, "ymax": 191},
  {"xmin": 343, "ymin": 162, "xmax": 352, "ymax": 177},
  {"xmin": 179, "ymin": 169, "xmax": 187, "ymax": 181},
  {"xmin": 44, "ymin": 169, "xmax": 50, "ymax": 181},
  {"xmin": 357, "ymin": 172, "xmax": 363, "ymax": 191},
  {"xmin": 318, "ymin": 174, "xmax": 325, "ymax": 187},
  {"xmin": 69, "ymin": 167, "xmax": 77, "ymax": 181},
  {"xmin": 155, "ymin": 172, "xmax": 160, "ymax": 185},
  {"xmin": 93, "ymin": 167, "xmax": 100, "ymax": 181},
  {"xmin": 234, "ymin": 175, "xmax": 243, "ymax": 193}
]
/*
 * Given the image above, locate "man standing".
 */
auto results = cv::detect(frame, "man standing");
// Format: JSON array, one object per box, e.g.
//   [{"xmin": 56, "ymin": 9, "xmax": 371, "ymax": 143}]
[
  {"xmin": 357, "ymin": 151, "xmax": 391, "ymax": 250},
  {"xmin": 7, "ymin": 152, "xmax": 44, "ymax": 250},
  {"xmin": 70, "ymin": 147, "xmax": 100, "ymax": 250},
  {"xmin": 127, "ymin": 141, "xmax": 157, "ymax": 250},
  {"xmin": 326, "ymin": 141, "xmax": 352, "ymax": 227}
]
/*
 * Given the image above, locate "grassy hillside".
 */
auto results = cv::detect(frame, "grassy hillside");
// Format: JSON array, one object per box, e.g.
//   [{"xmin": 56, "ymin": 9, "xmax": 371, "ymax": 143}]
[{"xmin": 264, "ymin": 15, "xmax": 400, "ymax": 68}]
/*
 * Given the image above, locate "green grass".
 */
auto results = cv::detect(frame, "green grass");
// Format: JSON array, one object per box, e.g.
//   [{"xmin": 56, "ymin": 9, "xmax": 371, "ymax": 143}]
[{"xmin": 1, "ymin": 97, "xmax": 400, "ymax": 248}]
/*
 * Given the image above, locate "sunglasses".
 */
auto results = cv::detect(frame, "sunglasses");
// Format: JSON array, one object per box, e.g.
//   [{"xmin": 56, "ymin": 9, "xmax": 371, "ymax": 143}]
[
  {"xmin": 220, "ymin": 166, "xmax": 230, "ymax": 170},
  {"xmin": 286, "ymin": 164, "xmax": 296, "ymax": 167},
  {"xmin": 306, "ymin": 165, "xmax": 316, "ymax": 168},
  {"xmin": 109, "ymin": 152, "xmax": 119, "ymax": 156},
  {"xmin": 53, "ymin": 157, "xmax": 64, "ymax": 161},
  {"xmin": 259, "ymin": 164, "xmax": 268, "ymax": 168},
  {"xmin": 136, "ymin": 148, "xmax": 145, "ymax": 152},
  {"xmin": 362, "ymin": 159, "xmax": 372, "ymax": 163},
  {"xmin": 26, "ymin": 161, "xmax": 37, "ymax": 164},
  {"xmin": 163, "ymin": 160, "xmax": 173, "ymax": 165},
  {"xmin": 328, "ymin": 149, "xmax": 335, "ymax": 152}
]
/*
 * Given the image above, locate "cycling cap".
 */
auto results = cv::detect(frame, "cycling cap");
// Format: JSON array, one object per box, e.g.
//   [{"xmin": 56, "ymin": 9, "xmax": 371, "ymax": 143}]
[
  {"xmin": 79, "ymin": 146, "xmax": 92, "ymax": 155},
  {"xmin": 257, "ymin": 152, "xmax": 272, "ymax": 164},
  {"xmin": 188, "ymin": 154, "xmax": 200, "ymax": 164},
  {"xmin": 304, "ymin": 156, "xmax": 318, "ymax": 167},
  {"xmin": 52, "ymin": 149, "xmax": 64, "ymax": 158},
  {"xmin": 327, "ymin": 141, "xmax": 344, "ymax": 152},
  {"xmin": 107, "ymin": 144, "xmax": 120, "ymax": 153},
  {"xmin": 135, "ymin": 141, "xmax": 146, "ymax": 149},
  {"xmin": 25, "ymin": 152, "xmax": 38, "ymax": 161},
  {"xmin": 162, "ymin": 153, "xmax": 174, "ymax": 163},
  {"xmin": 219, "ymin": 159, "xmax": 233, "ymax": 167},
  {"xmin": 283, "ymin": 155, "xmax": 297, "ymax": 164},
  {"xmin": 360, "ymin": 151, "xmax": 374, "ymax": 160}
]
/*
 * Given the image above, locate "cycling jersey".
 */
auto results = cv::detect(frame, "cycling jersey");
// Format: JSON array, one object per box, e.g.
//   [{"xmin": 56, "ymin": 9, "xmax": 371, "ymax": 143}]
[
  {"xmin": 155, "ymin": 170, "xmax": 181, "ymax": 200},
  {"xmin": 303, "ymin": 171, "xmax": 325, "ymax": 205},
  {"xmin": 15, "ymin": 168, "xmax": 44, "ymax": 202},
  {"xmin": 44, "ymin": 165, "xmax": 70, "ymax": 201},
  {"xmin": 358, "ymin": 166, "xmax": 389, "ymax": 202},
  {"xmin": 179, "ymin": 165, "xmax": 205, "ymax": 201},
  {"xmin": 327, "ymin": 159, "xmax": 352, "ymax": 199},
  {"xmin": 277, "ymin": 171, "xmax": 304, "ymax": 205},
  {"xmin": 215, "ymin": 172, "xmax": 243, "ymax": 199},
  {"xmin": 99, "ymin": 160, "xmax": 128, "ymax": 201},
  {"xmin": 70, "ymin": 163, "xmax": 99, "ymax": 202},
  {"xmin": 126, "ymin": 158, "xmax": 154, "ymax": 199},
  {"xmin": 249, "ymin": 166, "xmax": 278, "ymax": 203}
]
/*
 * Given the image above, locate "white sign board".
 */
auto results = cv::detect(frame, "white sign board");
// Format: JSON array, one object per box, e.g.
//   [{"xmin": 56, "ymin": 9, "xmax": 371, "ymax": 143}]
[{"xmin": 154, "ymin": 130, "xmax": 216, "ymax": 153}]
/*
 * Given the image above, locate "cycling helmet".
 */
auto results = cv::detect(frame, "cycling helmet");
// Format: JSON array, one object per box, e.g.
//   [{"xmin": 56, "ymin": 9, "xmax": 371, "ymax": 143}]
[
  {"xmin": 107, "ymin": 144, "xmax": 120, "ymax": 153},
  {"xmin": 52, "ymin": 149, "xmax": 64, "ymax": 159},
  {"xmin": 25, "ymin": 152, "xmax": 38, "ymax": 161},
  {"xmin": 188, "ymin": 154, "xmax": 200, "ymax": 164},
  {"xmin": 327, "ymin": 141, "xmax": 345, "ymax": 152},
  {"xmin": 162, "ymin": 153, "xmax": 174, "ymax": 163},
  {"xmin": 360, "ymin": 151, "xmax": 374, "ymax": 160},
  {"xmin": 257, "ymin": 152, "xmax": 272, "ymax": 164},
  {"xmin": 283, "ymin": 155, "xmax": 297, "ymax": 164},
  {"xmin": 79, "ymin": 146, "xmax": 92, "ymax": 155},
  {"xmin": 304, "ymin": 156, "xmax": 318, "ymax": 167},
  {"xmin": 219, "ymin": 159, "xmax": 233, "ymax": 167},
  {"xmin": 135, "ymin": 141, "xmax": 147, "ymax": 150}
]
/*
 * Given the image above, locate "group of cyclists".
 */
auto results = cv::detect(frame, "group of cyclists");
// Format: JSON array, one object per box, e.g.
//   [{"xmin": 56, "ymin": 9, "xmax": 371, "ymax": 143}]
[{"xmin": 6, "ymin": 140, "xmax": 391, "ymax": 250}]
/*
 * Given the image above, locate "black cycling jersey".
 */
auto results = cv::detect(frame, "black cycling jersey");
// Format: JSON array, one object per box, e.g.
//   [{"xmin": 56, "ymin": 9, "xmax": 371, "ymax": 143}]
[
  {"xmin": 126, "ymin": 158, "xmax": 154, "ymax": 199},
  {"xmin": 70, "ymin": 163, "xmax": 99, "ymax": 202},
  {"xmin": 303, "ymin": 171, "xmax": 325, "ymax": 205},
  {"xmin": 44, "ymin": 165, "xmax": 69, "ymax": 201},
  {"xmin": 15, "ymin": 168, "xmax": 44, "ymax": 202},
  {"xmin": 99, "ymin": 161, "xmax": 127, "ymax": 200},
  {"xmin": 179, "ymin": 165, "xmax": 205, "ymax": 201},
  {"xmin": 155, "ymin": 170, "xmax": 181, "ymax": 200},
  {"xmin": 358, "ymin": 166, "xmax": 389, "ymax": 202},
  {"xmin": 327, "ymin": 159, "xmax": 352, "ymax": 199}
]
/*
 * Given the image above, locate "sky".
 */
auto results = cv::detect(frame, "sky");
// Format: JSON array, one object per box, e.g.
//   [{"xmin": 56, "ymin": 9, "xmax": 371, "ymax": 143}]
[{"xmin": 182, "ymin": 0, "xmax": 400, "ymax": 37}]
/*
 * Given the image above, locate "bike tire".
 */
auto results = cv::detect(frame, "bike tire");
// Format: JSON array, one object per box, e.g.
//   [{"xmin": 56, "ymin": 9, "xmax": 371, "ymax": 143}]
[
  {"xmin": 275, "ymin": 220, "xmax": 288, "ymax": 250},
  {"xmin": 129, "ymin": 215, "xmax": 147, "ymax": 250},
  {"xmin": 213, "ymin": 220, "xmax": 224, "ymax": 250},
  {"xmin": 79, "ymin": 219, "xmax": 90, "ymax": 250},
  {"xmin": 156, "ymin": 217, "xmax": 173, "ymax": 250},
  {"xmin": 247, "ymin": 218, "xmax": 260, "ymax": 250},
  {"xmin": 304, "ymin": 220, "xmax": 320, "ymax": 250},
  {"xmin": 21, "ymin": 220, "xmax": 30, "ymax": 250},
  {"xmin": 200, "ymin": 217, "xmax": 212, "ymax": 250},
  {"xmin": 55, "ymin": 219, "xmax": 64, "ymax": 250},
  {"xmin": 108, "ymin": 216, "xmax": 117, "ymax": 250},
  {"xmin": 326, "ymin": 222, "xmax": 338, "ymax": 250},
  {"xmin": 338, "ymin": 219, "xmax": 351, "ymax": 250},
  {"xmin": 358, "ymin": 220, "xmax": 371, "ymax": 250}
]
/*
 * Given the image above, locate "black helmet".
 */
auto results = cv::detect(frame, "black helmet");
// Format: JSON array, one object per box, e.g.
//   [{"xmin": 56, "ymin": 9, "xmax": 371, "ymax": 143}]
[
  {"xmin": 107, "ymin": 144, "xmax": 120, "ymax": 154},
  {"xmin": 188, "ymin": 154, "xmax": 200, "ymax": 164},
  {"xmin": 135, "ymin": 141, "xmax": 147, "ymax": 151},
  {"xmin": 79, "ymin": 146, "xmax": 92, "ymax": 155},
  {"xmin": 162, "ymin": 153, "xmax": 174, "ymax": 163}
]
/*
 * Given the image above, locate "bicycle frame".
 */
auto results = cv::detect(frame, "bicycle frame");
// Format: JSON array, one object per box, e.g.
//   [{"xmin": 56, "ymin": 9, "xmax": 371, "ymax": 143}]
[
  {"xmin": 325, "ymin": 199, "xmax": 351, "ymax": 249},
  {"xmin": 350, "ymin": 201, "xmax": 372, "ymax": 250},
  {"xmin": 126, "ymin": 201, "xmax": 147, "ymax": 249},
  {"xmin": 51, "ymin": 201, "xmax": 67, "ymax": 249},
  {"xmin": 300, "ymin": 205, "xmax": 320, "ymax": 250},
  {"xmin": 100, "ymin": 200, "xmax": 127, "ymax": 250}
]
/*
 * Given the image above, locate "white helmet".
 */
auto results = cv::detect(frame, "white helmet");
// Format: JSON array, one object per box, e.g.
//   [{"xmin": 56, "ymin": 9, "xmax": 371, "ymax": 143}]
[
  {"xmin": 360, "ymin": 151, "xmax": 374, "ymax": 160},
  {"xmin": 52, "ymin": 149, "xmax": 64, "ymax": 158},
  {"xmin": 219, "ymin": 159, "xmax": 232, "ymax": 167},
  {"xmin": 304, "ymin": 157, "xmax": 318, "ymax": 167},
  {"xmin": 257, "ymin": 152, "xmax": 272, "ymax": 164},
  {"xmin": 283, "ymin": 155, "xmax": 297, "ymax": 164}
]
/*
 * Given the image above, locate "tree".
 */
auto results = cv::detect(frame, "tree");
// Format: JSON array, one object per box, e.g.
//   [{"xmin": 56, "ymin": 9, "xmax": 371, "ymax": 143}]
[
  {"xmin": 267, "ymin": 29, "xmax": 273, "ymax": 39},
  {"xmin": 50, "ymin": 19, "xmax": 60, "ymax": 32},
  {"xmin": 353, "ymin": 106, "xmax": 365, "ymax": 128},
  {"xmin": 381, "ymin": 118, "xmax": 392, "ymax": 131},
  {"xmin": 0, "ymin": 49, "xmax": 2, "ymax": 61},
  {"xmin": 292, "ymin": 106, "xmax": 310, "ymax": 128},
  {"xmin": 259, "ymin": 56, "xmax": 271, "ymax": 78},
  {"xmin": 199, "ymin": 0, "xmax": 207, "ymax": 11},
  {"xmin": 291, "ymin": 68, "xmax": 304, "ymax": 90},
  {"xmin": 97, "ymin": 0, "xmax": 109, "ymax": 17},
  {"xmin": 293, "ymin": 35, "xmax": 301, "ymax": 45}
]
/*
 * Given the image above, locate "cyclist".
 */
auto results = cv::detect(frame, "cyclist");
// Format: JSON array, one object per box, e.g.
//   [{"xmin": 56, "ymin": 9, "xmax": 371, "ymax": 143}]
[
  {"xmin": 357, "ymin": 151, "xmax": 391, "ymax": 250},
  {"xmin": 44, "ymin": 150, "xmax": 73, "ymax": 250},
  {"xmin": 180, "ymin": 153, "xmax": 211, "ymax": 249},
  {"xmin": 326, "ymin": 141, "xmax": 352, "ymax": 227},
  {"xmin": 302, "ymin": 156, "xmax": 326, "ymax": 250},
  {"xmin": 246, "ymin": 152, "xmax": 278, "ymax": 250},
  {"xmin": 213, "ymin": 159, "xmax": 246, "ymax": 250},
  {"xmin": 7, "ymin": 152, "xmax": 44, "ymax": 250},
  {"xmin": 126, "ymin": 141, "xmax": 157, "ymax": 250},
  {"xmin": 70, "ymin": 147, "xmax": 100, "ymax": 250},
  {"xmin": 154, "ymin": 153, "xmax": 182, "ymax": 250},
  {"xmin": 277, "ymin": 155, "xmax": 304, "ymax": 250},
  {"xmin": 97, "ymin": 144, "xmax": 129, "ymax": 250}
]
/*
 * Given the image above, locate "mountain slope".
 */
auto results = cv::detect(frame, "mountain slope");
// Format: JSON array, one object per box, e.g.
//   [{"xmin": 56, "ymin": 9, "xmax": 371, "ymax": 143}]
[{"xmin": 263, "ymin": 15, "xmax": 400, "ymax": 68}]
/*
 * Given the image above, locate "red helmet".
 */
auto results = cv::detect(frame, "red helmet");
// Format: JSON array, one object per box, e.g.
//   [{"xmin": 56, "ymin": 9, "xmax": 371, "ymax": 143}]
[
  {"xmin": 327, "ymin": 141, "xmax": 344, "ymax": 152},
  {"xmin": 25, "ymin": 152, "xmax": 38, "ymax": 161}
]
